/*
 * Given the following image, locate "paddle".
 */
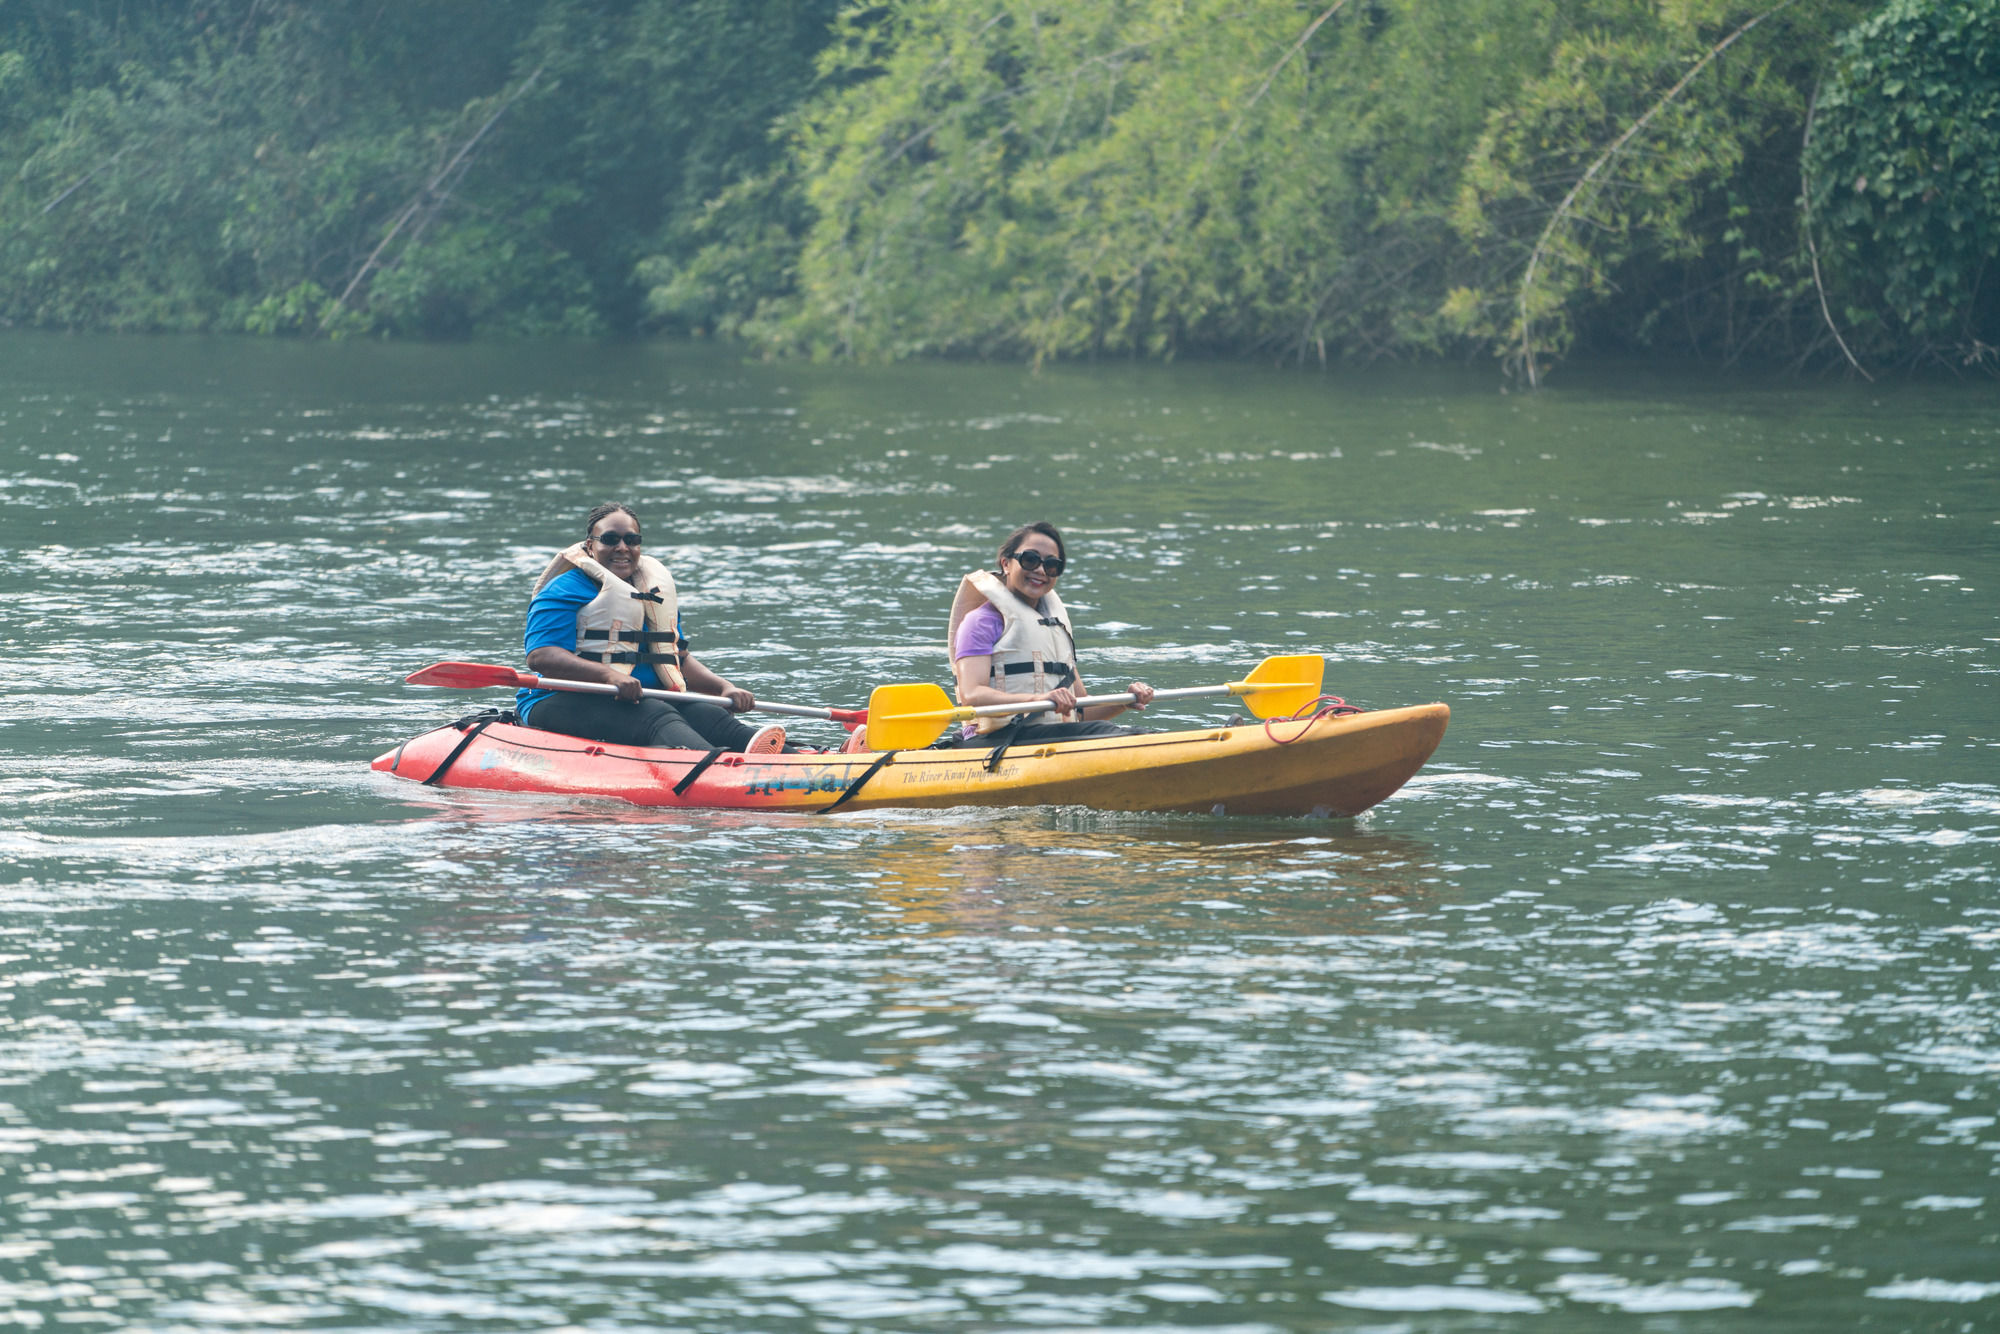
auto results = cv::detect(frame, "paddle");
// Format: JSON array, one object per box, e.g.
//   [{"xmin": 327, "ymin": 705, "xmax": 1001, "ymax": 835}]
[
  {"xmin": 405, "ymin": 660, "xmax": 865, "ymax": 725},
  {"xmin": 863, "ymin": 653, "xmax": 1327, "ymax": 751}
]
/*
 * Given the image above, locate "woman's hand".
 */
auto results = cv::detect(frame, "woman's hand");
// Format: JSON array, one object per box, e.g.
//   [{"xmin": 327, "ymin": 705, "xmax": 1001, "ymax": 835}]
[
  {"xmin": 1127, "ymin": 681, "xmax": 1154, "ymax": 708},
  {"xmin": 1045, "ymin": 687, "xmax": 1080, "ymax": 716},
  {"xmin": 681, "ymin": 653, "xmax": 753, "ymax": 713},
  {"xmin": 529, "ymin": 645, "xmax": 643, "ymax": 701}
]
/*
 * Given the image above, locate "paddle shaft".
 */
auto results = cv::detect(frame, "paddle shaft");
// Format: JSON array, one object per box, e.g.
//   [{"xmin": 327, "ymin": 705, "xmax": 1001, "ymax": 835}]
[
  {"xmin": 862, "ymin": 654, "xmax": 1326, "ymax": 751},
  {"xmin": 966, "ymin": 681, "xmax": 1223, "ymax": 719},
  {"xmin": 517, "ymin": 672, "xmax": 861, "ymax": 723},
  {"xmin": 936, "ymin": 679, "xmax": 1312, "ymax": 725}
]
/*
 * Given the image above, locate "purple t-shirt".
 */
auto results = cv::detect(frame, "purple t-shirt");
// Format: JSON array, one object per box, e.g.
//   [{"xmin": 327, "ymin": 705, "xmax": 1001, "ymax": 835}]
[
  {"xmin": 952, "ymin": 603, "xmax": 1005, "ymax": 661},
  {"xmin": 954, "ymin": 603, "xmax": 1070, "ymax": 738}
]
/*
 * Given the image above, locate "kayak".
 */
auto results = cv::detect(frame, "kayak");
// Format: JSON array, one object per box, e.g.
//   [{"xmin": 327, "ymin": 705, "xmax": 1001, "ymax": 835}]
[{"xmin": 371, "ymin": 704, "xmax": 1448, "ymax": 817}]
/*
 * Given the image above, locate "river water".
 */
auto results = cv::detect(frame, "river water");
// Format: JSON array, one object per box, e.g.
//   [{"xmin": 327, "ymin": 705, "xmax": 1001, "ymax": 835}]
[{"xmin": 2, "ymin": 333, "xmax": 1995, "ymax": 1331}]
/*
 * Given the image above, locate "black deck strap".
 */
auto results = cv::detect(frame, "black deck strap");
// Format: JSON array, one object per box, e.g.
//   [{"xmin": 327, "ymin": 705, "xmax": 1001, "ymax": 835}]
[
  {"xmin": 817, "ymin": 749, "xmax": 898, "ymax": 815},
  {"xmin": 981, "ymin": 715, "xmax": 1029, "ymax": 772},
  {"xmin": 423, "ymin": 715, "xmax": 501, "ymax": 786},
  {"xmin": 672, "ymin": 748, "xmax": 726, "ymax": 797}
]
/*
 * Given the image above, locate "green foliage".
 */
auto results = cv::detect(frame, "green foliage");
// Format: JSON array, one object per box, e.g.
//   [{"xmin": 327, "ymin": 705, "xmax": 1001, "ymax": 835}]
[
  {"xmin": 241, "ymin": 282, "xmax": 331, "ymax": 337},
  {"xmin": 1, "ymin": 0, "xmax": 1991, "ymax": 373},
  {"xmin": 367, "ymin": 210, "xmax": 604, "ymax": 339},
  {"xmin": 762, "ymin": 0, "xmax": 1479, "ymax": 362},
  {"xmin": 637, "ymin": 169, "xmax": 812, "ymax": 339},
  {"xmin": 750, "ymin": 0, "xmax": 1878, "ymax": 372},
  {"xmin": 0, "ymin": 0, "xmax": 839, "ymax": 338},
  {"xmin": 1806, "ymin": 0, "xmax": 2000, "ymax": 357},
  {"xmin": 1446, "ymin": 2, "xmax": 1860, "ymax": 369}
]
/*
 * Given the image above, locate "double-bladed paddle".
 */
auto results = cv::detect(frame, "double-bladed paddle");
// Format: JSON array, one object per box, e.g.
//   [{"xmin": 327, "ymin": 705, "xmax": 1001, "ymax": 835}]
[
  {"xmin": 863, "ymin": 653, "xmax": 1327, "ymax": 751},
  {"xmin": 405, "ymin": 660, "xmax": 866, "ymax": 725}
]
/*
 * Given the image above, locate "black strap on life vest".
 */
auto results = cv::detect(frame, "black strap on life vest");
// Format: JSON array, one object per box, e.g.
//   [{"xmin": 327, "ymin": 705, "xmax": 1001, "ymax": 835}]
[
  {"xmin": 579, "ymin": 628, "xmax": 681, "ymax": 668},
  {"xmin": 1000, "ymin": 660, "xmax": 1075, "ymax": 684},
  {"xmin": 1049, "ymin": 617, "xmax": 1079, "ymax": 663},
  {"xmin": 818, "ymin": 750, "xmax": 898, "ymax": 814},
  {"xmin": 672, "ymin": 748, "xmax": 726, "ymax": 797},
  {"xmin": 578, "ymin": 648, "xmax": 682, "ymax": 666},
  {"xmin": 580, "ymin": 628, "xmax": 679, "ymax": 642},
  {"xmin": 424, "ymin": 711, "xmax": 509, "ymax": 786},
  {"xmin": 579, "ymin": 626, "xmax": 682, "ymax": 668}
]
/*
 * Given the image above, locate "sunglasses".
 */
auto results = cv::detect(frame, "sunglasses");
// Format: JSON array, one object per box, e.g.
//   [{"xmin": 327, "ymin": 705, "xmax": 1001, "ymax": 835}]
[
  {"xmin": 1010, "ymin": 550, "xmax": 1065, "ymax": 575},
  {"xmin": 592, "ymin": 531, "xmax": 643, "ymax": 547}
]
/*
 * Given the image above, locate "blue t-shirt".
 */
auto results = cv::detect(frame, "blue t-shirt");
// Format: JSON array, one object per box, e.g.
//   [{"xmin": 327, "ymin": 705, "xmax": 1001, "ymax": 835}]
[{"xmin": 517, "ymin": 568, "xmax": 683, "ymax": 722}]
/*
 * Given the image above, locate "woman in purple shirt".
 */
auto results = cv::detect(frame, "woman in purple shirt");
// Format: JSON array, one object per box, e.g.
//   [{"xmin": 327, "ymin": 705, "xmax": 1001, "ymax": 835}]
[{"xmin": 945, "ymin": 521, "xmax": 1155, "ymax": 746}]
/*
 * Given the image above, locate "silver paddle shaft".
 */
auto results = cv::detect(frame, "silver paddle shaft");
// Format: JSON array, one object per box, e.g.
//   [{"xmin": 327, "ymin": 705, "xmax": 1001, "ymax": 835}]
[
  {"xmin": 963, "ymin": 681, "xmax": 1242, "ymax": 719},
  {"xmin": 522, "ymin": 674, "xmax": 854, "ymax": 722}
]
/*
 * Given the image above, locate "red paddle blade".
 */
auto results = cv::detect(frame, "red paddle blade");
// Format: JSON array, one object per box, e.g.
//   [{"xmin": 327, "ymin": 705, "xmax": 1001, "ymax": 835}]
[{"xmin": 405, "ymin": 661, "xmax": 530, "ymax": 689}]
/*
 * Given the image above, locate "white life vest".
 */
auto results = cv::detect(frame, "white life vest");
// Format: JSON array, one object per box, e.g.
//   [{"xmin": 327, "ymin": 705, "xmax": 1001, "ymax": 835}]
[
  {"xmin": 947, "ymin": 568, "xmax": 1080, "ymax": 733},
  {"xmin": 531, "ymin": 542, "xmax": 686, "ymax": 690}
]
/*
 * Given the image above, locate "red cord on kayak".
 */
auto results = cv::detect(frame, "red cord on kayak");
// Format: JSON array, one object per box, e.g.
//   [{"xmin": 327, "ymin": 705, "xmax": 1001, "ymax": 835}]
[{"xmin": 1264, "ymin": 694, "xmax": 1364, "ymax": 745}]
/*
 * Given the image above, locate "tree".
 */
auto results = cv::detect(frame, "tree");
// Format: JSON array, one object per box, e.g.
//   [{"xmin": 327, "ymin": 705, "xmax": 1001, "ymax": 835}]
[
  {"xmin": 0, "ymin": 0, "xmax": 839, "ymax": 337},
  {"xmin": 1805, "ymin": 0, "xmax": 2000, "ymax": 365}
]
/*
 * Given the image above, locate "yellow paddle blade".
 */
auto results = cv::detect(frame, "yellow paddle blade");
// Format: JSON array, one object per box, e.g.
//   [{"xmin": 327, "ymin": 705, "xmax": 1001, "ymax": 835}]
[
  {"xmin": 865, "ymin": 682, "xmax": 965, "ymax": 751},
  {"xmin": 1230, "ymin": 654, "xmax": 1326, "ymax": 719}
]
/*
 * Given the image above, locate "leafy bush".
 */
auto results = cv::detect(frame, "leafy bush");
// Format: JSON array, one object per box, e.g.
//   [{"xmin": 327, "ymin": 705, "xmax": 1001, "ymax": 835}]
[
  {"xmin": 1806, "ymin": 0, "xmax": 2000, "ymax": 360},
  {"xmin": 749, "ymin": 0, "xmax": 1879, "ymax": 373},
  {"xmin": 0, "ymin": 0, "xmax": 838, "ymax": 338}
]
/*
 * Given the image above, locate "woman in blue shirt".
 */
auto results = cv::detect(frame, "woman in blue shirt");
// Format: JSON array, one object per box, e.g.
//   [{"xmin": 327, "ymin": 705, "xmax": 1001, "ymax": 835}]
[{"xmin": 518, "ymin": 502, "xmax": 782, "ymax": 753}]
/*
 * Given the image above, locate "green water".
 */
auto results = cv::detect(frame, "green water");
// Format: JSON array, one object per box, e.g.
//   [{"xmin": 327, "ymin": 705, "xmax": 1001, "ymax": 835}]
[{"xmin": 2, "ymin": 332, "xmax": 1995, "ymax": 1331}]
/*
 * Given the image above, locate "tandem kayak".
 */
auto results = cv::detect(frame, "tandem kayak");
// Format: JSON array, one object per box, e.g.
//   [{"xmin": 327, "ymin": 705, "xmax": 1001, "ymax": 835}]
[{"xmin": 371, "ymin": 704, "xmax": 1448, "ymax": 817}]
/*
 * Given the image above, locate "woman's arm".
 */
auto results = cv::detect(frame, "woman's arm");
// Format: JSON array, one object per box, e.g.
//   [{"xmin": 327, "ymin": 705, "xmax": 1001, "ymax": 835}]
[
  {"xmin": 680, "ymin": 651, "xmax": 754, "ymax": 713},
  {"xmin": 525, "ymin": 644, "xmax": 647, "ymax": 700},
  {"xmin": 952, "ymin": 654, "xmax": 1037, "ymax": 710},
  {"xmin": 1078, "ymin": 677, "xmax": 1154, "ymax": 722},
  {"xmin": 525, "ymin": 580, "xmax": 647, "ymax": 700},
  {"xmin": 955, "ymin": 655, "xmax": 1154, "ymax": 721}
]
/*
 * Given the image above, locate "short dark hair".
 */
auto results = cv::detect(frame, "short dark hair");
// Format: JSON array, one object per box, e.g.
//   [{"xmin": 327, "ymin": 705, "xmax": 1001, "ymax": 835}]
[
  {"xmin": 585, "ymin": 502, "xmax": 638, "ymax": 537},
  {"xmin": 997, "ymin": 521, "xmax": 1065, "ymax": 571}
]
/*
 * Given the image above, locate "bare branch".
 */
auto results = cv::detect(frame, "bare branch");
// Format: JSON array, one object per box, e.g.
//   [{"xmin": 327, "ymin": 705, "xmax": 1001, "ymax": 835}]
[
  {"xmin": 1798, "ymin": 81, "xmax": 1872, "ymax": 380},
  {"xmin": 322, "ymin": 65, "xmax": 543, "ymax": 330},
  {"xmin": 1516, "ymin": 3, "xmax": 1795, "ymax": 386},
  {"xmin": 39, "ymin": 140, "xmax": 145, "ymax": 214}
]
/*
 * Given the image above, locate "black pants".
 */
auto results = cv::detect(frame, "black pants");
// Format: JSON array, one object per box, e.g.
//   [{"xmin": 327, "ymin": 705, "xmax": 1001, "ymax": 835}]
[
  {"xmin": 944, "ymin": 720, "xmax": 1140, "ymax": 747},
  {"xmin": 527, "ymin": 691, "xmax": 761, "ymax": 752}
]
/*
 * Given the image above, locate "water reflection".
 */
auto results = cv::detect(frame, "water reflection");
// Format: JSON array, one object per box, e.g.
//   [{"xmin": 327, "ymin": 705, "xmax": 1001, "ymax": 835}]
[{"xmin": 858, "ymin": 823, "xmax": 1448, "ymax": 938}]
